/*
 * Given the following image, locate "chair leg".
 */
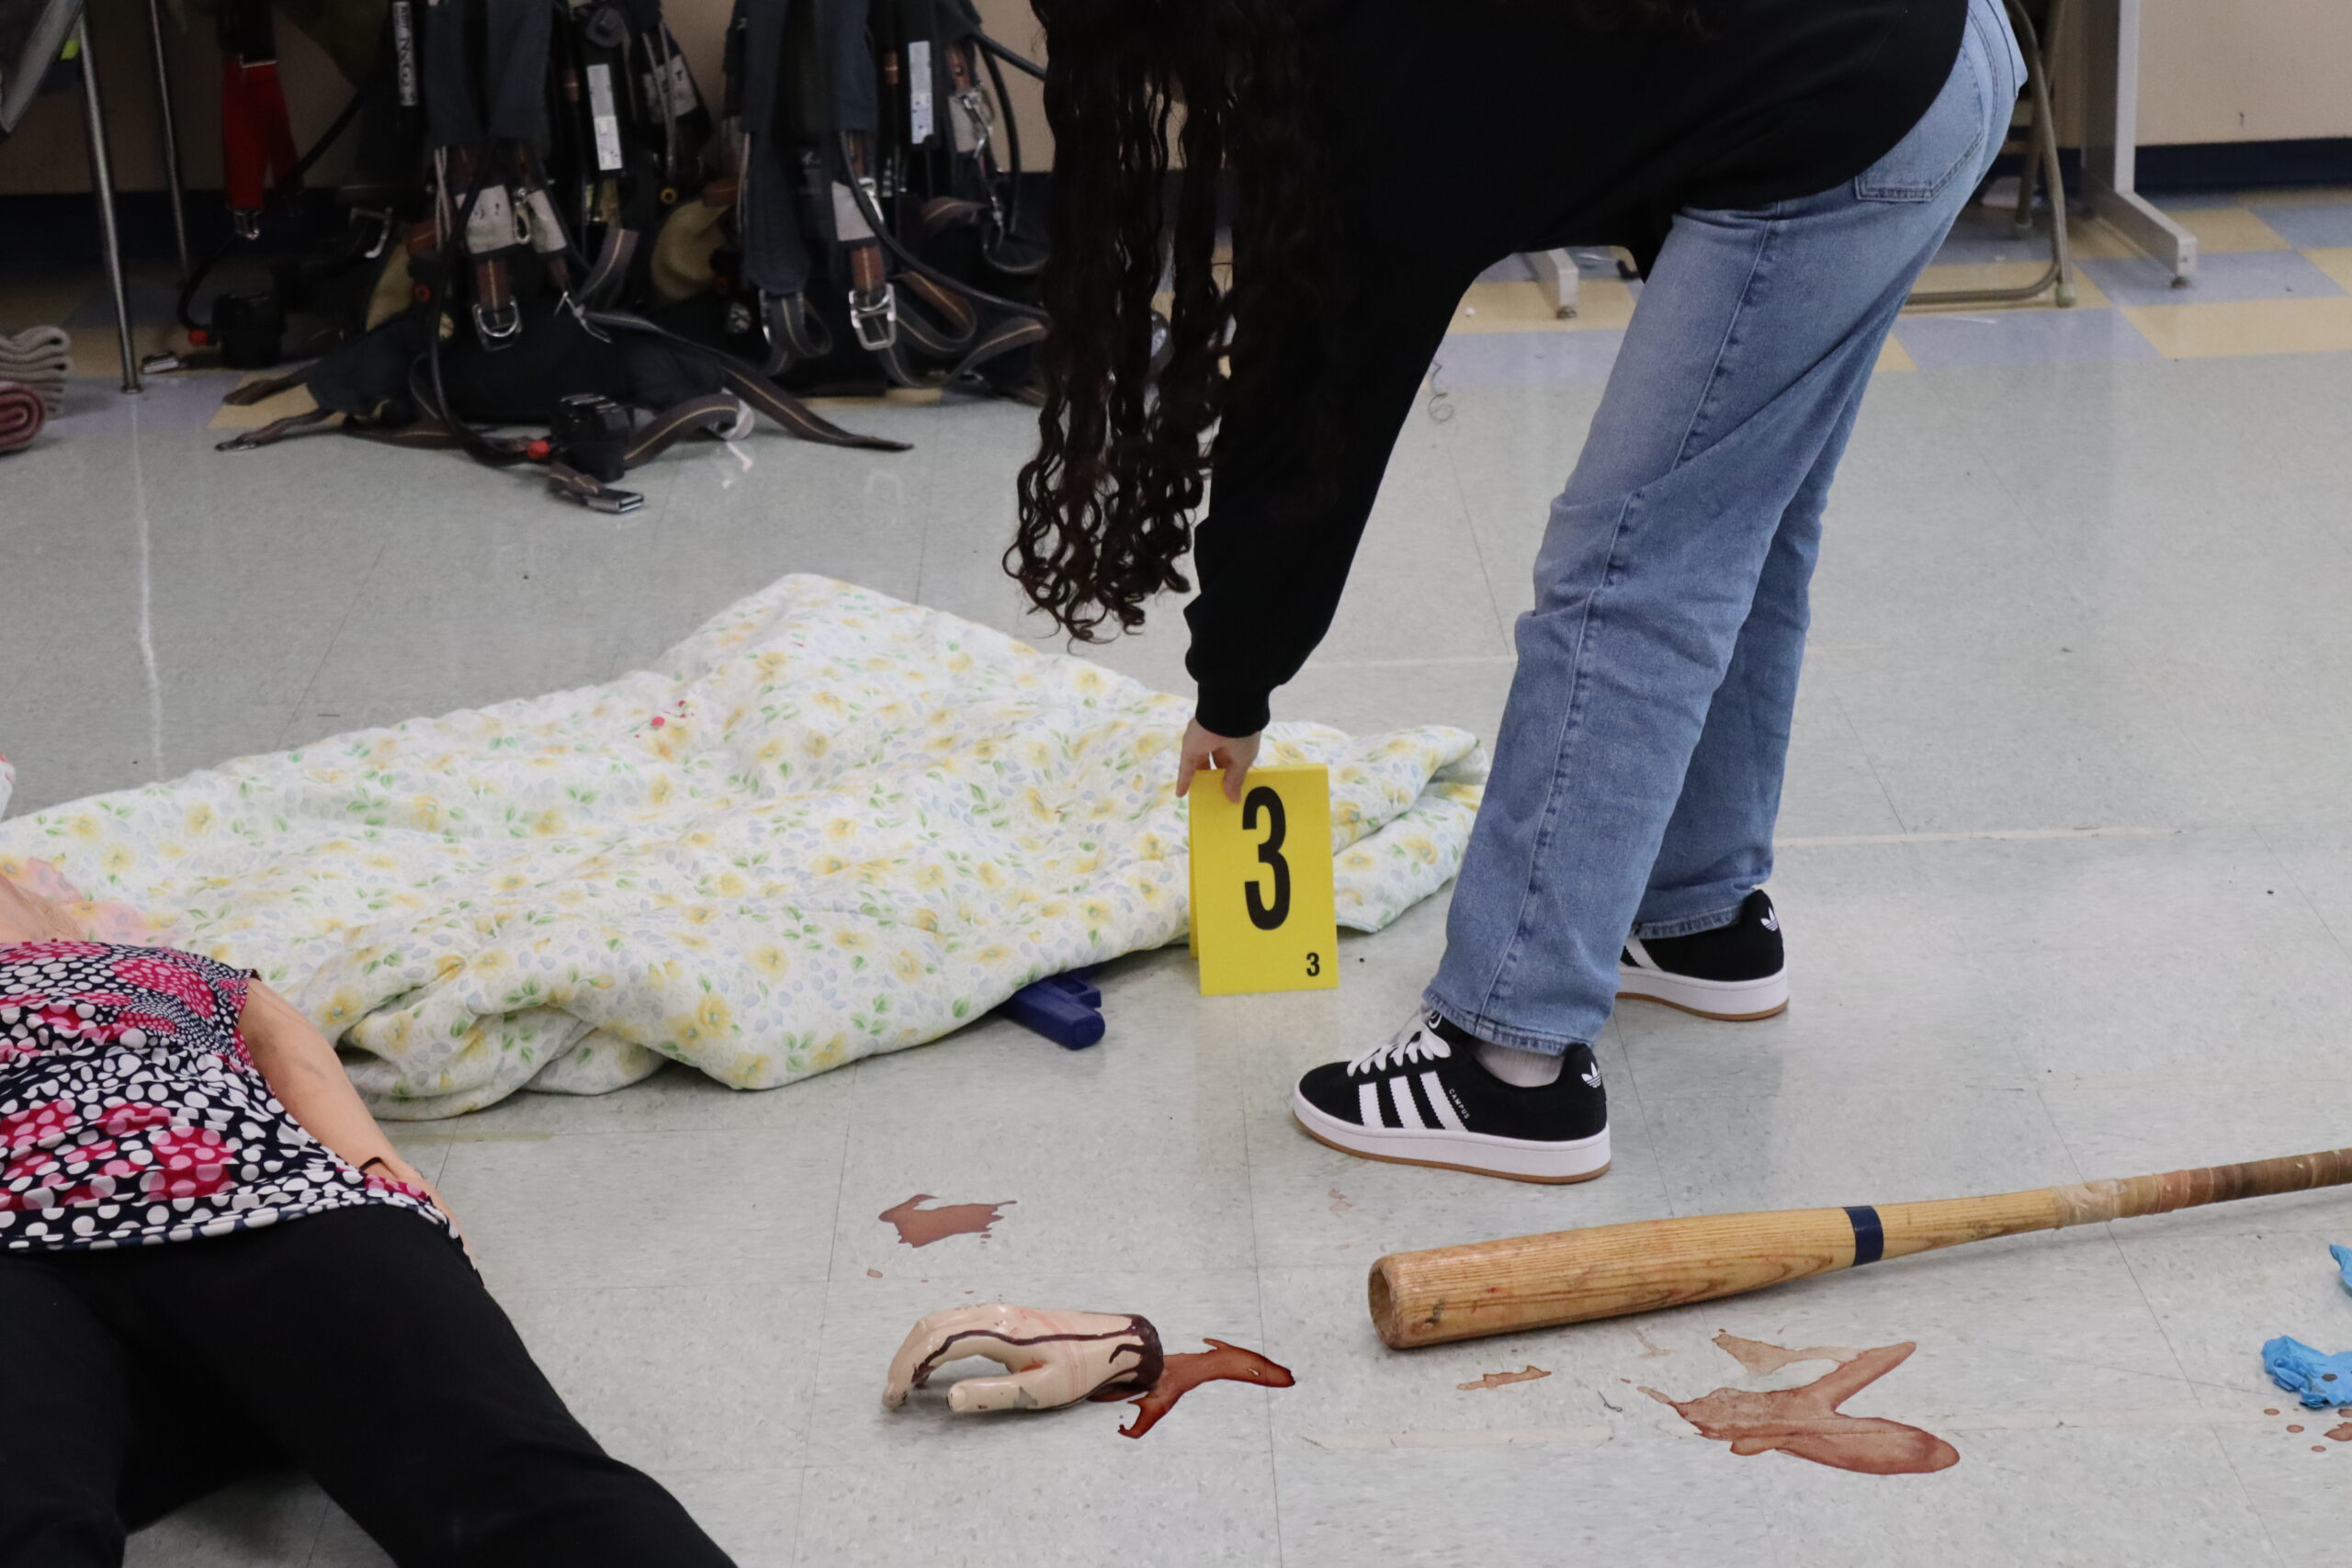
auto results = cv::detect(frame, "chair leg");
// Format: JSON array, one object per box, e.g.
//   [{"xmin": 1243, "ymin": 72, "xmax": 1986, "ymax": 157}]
[
  {"xmin": 2031, "ymin": 0, "xmax": 2077, "ymax": 305},
  {"xmin": 142, "ymin": 0, "xmax": 192, "ymax": 284},
  {"xmin": 2004, "ymin": 0, "xmax": 2075, "ymax": 304},
  {"xmin": 75, "ymin": 16, "xmax": 142, "ymax": 392},
  {"xmin": 1910, "ymin": 0, "xmax": 2068, "ymax": 310},
  {"xmin": 1526, "ymin": 249, "xmax": 1578, "ymax": 321}
]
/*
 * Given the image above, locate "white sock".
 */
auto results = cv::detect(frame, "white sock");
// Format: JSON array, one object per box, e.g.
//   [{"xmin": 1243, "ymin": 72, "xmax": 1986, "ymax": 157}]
[{"xmin": 1474, "ymin": 1039, "xmax": 1564, "ymax": 1087}]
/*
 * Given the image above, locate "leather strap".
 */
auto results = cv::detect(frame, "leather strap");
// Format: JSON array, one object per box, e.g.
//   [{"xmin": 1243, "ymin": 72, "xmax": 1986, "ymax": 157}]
[
  {"xmin": 581, "ymin": 226, "xmax": 639, "ymax": 307},
  {"xmin": 760, "ymin": 292, "xmax": 830, "ymax": 376},
  {"xmin": 214, "ymin": 405, "xmax": 338, "ymax": 451},
  {"xmin": 948, "ymin": 313, "xmax": 1046, "ymax": 392}
]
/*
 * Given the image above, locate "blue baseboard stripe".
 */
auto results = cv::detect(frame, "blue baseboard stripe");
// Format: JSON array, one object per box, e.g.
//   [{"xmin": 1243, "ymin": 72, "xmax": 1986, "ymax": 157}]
[{"xmin": 1843, "ymin": 1204, "xmax": 1885, "ymax": 1267}]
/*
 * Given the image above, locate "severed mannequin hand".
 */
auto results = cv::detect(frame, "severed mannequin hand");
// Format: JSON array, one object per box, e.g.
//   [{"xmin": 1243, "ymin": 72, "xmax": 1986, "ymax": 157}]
[{"xmin": 883, "ymin": 1305, "xmax": 1163, "ymax": 1415}]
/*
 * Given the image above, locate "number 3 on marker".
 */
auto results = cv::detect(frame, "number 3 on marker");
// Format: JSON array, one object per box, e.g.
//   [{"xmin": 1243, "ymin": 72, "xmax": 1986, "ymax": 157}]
[
  {"xmin": 1243, "ymin": 787, "xmax": 1290, "ymax": 931},
  {"xmin": 1188, "ymin": 764, "xmax": 1339, "ymax": 997}
]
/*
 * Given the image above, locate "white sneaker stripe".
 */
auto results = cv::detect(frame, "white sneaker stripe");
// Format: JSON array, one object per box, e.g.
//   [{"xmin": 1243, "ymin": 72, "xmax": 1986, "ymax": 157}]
[
  {"xmin": 1623, "ymin": 936, "xmax": 1655, "ymax": 972},
  {"xmin": 1388, "ymin": 1076, "xmax": 1430, "ymax": 1131},
  {"xmin": 1419, "ymin": 1071, "xmax": 1467, "ymax": 1133},
  {"xmin": 1357, "ymin": 1080, "xmax": 1383, "ymax": 1129}
]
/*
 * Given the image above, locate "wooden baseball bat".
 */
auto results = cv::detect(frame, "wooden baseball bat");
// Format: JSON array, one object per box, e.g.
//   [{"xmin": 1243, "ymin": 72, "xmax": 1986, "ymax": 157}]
[{"xmin": 1369, "ymin": 1145, "xmax": 2352, "ymax": 1349}]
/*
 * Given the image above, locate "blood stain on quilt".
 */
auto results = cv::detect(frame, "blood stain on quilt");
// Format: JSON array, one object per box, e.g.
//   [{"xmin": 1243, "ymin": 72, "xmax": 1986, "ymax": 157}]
[
  {"xmin": 1459, "ymin": 1365, "xmax": 1552, "ymax": 1392},
  {"xmin": 2328, "ymin": 1423, "xmax": 2352, "ymax": 1442},
  {"xmin": 880, "ymin": 1194, "xmax": 1012, "ymax": 1247},
  {"xmin": 1642, "ymin": 1341, "xmax": 1959, "ymax": 1476},
  {"xmin": 1099, "ymin": 1339, "xmax": 1295, "ymax": 1438}
]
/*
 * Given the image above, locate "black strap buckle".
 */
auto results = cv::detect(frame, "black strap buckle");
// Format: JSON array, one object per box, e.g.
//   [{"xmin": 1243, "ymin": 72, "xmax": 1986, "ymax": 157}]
[
  {"xmin": 472, "ymin": 300, "xmax": 524, "ymax": 345},
  {"xmin": 351, "ymin": 206, "xmax": 397, "ymax": 260},
  {"xmin": 849, "ymin": 283, "xmax": 898, "ymax": 352}
]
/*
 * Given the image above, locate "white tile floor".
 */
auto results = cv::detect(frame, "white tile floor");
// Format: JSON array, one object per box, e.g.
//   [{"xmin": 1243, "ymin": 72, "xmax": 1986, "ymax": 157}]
[{"xmin": 8, "ymin": 312, "xmax": 2352, "ymax": 1565}]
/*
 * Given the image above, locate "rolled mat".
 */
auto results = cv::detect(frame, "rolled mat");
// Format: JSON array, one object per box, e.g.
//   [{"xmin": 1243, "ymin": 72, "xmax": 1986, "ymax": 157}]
[
  {"xmin": 0, "ymin": 378, "xmax": 47, "ymax": 453},
  {"xmin": 0, "ymin": 325, "xmax": 71, "ymax": 412}
]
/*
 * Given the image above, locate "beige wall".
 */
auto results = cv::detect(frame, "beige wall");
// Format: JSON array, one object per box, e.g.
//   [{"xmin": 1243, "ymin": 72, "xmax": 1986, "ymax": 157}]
[
  {"xmin": 2, "ymin": 0, "xmax": 2338, "ymax": 198},
  {"xmin": 2137, "ymin": 0, "xmax": 2352, "ymax": 144}
]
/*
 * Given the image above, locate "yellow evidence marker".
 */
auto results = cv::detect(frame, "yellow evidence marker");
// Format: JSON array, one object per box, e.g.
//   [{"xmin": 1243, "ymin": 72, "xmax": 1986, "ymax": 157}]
[{"xmin": 1186, "ymin": 764, "xmax": 1340, "ymax": 997}]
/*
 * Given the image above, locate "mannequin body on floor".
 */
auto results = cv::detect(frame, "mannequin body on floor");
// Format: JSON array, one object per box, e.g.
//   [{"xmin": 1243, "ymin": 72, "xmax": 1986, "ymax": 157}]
[{"xmin": 0, "ymin": 861, "xmax": 735, "ymax": 1568}]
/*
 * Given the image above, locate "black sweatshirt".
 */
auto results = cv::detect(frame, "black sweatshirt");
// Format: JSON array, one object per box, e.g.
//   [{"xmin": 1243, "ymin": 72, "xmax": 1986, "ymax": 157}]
[{"xmin": 1182, "ymin": 0, "xmax": 1969, "ymax": 737}]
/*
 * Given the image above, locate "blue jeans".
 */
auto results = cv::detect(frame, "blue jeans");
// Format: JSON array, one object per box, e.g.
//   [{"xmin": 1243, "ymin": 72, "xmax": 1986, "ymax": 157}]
[{"xmin": 1426, "ymin": 0, "xmax": 2025, "ymax": 1054}]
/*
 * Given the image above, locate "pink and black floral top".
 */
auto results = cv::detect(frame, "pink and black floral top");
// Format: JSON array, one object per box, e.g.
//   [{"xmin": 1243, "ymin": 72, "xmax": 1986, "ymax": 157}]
[{"xmin": 0, "ymin": 941, "xmax": 449, "ymax": 1252}]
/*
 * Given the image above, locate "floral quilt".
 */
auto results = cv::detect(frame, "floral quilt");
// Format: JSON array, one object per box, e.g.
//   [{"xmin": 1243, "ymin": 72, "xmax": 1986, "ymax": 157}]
[{"xmin": 0, "ymin": 577, "xmax": 1485, "ymax": 1118}]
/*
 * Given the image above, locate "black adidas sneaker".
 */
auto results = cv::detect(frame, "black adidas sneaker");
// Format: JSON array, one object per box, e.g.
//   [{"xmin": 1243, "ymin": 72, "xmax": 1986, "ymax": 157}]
[
  {"xmin": 1290, "ymin": 1012, "xmax": 1609, "ymax": 1183},
  {"xmin": 1618, "ymin": 888, "xmax": 1789, "ymax": 1021}
]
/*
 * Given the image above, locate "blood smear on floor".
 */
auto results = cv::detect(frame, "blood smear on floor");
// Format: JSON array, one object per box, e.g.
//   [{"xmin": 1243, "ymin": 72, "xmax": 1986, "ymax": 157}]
[
  {"xmin": 1459, "ymin": 1365, "xmax": 1552, "ymax": 1391},
  {"xmin": 1643, "ymin": 1340, "xmax": 1959, "ymax": 1476},
  {"xmin": 879, "ymin": 1193, "xmax": 1012, "ymax": 1247},
  {"xmin": 1103, "ymin": 1339, "xmax": 1295, "ymax": 1438}
]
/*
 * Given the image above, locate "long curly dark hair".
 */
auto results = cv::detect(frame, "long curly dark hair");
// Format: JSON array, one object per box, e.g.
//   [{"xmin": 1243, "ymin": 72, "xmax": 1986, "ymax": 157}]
[{"xmin": 1009, "ymin": 0, "xmax": 1706, "ymax": 641}]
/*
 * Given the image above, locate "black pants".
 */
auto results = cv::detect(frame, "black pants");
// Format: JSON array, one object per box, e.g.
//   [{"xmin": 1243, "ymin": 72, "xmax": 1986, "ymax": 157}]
[{"xmin": 0, "ymin": 1205, "xmax": 734, "ymax": 1568}]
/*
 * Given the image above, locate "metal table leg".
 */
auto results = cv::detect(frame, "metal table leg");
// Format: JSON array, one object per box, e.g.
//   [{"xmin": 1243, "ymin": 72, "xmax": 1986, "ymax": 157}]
[
  {"xmin": 2080, "ymin": 0, "xmax": 2197, "ymax": 284},
  {"xmin": 1527, "ymin": 249, "xmax": 1580, "ymax": 320},
  {"xmin": 75, "ymin": 16, "xmax": 141, "ymax": 393},
  {"xmin": 142, "ymin": 0, "xmax": 191, "ymax": 282}
]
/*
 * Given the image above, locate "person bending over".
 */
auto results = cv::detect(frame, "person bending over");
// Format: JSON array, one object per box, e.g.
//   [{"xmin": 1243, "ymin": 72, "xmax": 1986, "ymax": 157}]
[
  {"xmin": 1010, "ymin": 0, "xmax": 2024, "ymax": 1182},
  {"xmin": 0, "ymin": 863, "xmax": 735, "ymax": 1567}
]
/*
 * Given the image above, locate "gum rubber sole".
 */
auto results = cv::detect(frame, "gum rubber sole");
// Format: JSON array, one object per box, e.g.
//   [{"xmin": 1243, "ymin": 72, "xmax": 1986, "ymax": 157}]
[
  {"xmin": 1616, "ymin": 991, "xmax": 1790, "ymax": 1022},
  {"xmin": 1615, "ymin": 964, "xmax": 1790, "ymax": 1023},
  {"xmin": 1291, "ymin": 1101, "xmax": 1611, "ymax": 1186}
]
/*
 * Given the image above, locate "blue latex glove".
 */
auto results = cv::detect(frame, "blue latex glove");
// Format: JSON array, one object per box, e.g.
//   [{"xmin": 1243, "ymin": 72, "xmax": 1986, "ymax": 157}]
[{"xmin": 2262, "ymin": 1336, "xmax": 2352, "ymax": 1409}]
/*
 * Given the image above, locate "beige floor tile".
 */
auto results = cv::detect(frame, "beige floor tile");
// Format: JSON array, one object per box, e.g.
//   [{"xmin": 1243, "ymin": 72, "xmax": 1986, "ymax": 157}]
[
  {"xmin": 2170, "ymin": 205, "xmax": 2295, "ymax": 253},
  {"xmin": 67, "ymin": 317, "xmax": 182, "ymax": 377},
  {"xmin": 0, "ymin": 279, "xmax": 90, "ymax": 332},
  {"xmin": 2304, "ymin": 245, "xmax": 2352, "ymax": 291},
  {"xmin": 2121, "ymin": 295, "xmax": 2352, "ymax": 357},
  {"xmin": 1449, "ymin": 276, "xmax": 1636, "ymax": 333},
  {"xmin": 2232, "ymin": 183, "xmax": 2352, "ymax": 206}
]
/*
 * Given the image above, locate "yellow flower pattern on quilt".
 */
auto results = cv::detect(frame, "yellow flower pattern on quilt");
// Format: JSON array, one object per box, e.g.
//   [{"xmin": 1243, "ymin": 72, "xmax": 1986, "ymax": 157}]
[{"xmin": 0, "ymin": 578, "xmax": 1487, "ymax": 1119}]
